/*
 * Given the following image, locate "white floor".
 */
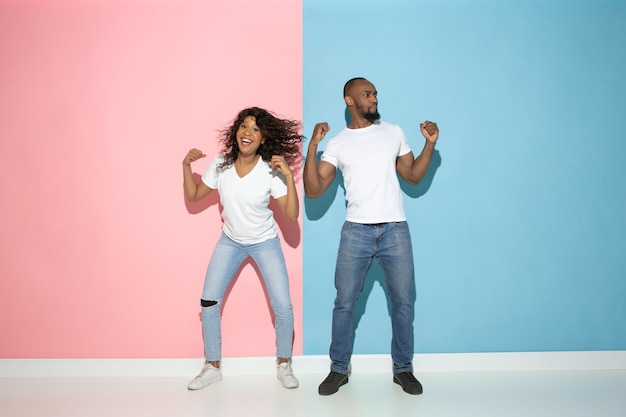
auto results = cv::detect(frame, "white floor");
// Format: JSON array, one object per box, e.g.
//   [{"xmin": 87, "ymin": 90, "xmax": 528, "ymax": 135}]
[{"xmin": 2, "ymin": 370, "xmax": 626, "ymax": 417}]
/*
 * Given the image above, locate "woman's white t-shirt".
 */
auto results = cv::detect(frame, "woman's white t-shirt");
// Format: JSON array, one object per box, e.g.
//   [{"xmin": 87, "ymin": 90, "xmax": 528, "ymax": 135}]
[{"xmin": 201, "ymin": 155, "xmax": 287, "ymax": 244}]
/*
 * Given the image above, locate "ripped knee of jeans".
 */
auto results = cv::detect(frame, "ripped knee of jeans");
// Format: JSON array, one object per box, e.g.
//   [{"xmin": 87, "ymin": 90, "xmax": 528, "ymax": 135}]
[{"xmin": 201, "ymin": 299, "xmax": 218, "ymax": 308}]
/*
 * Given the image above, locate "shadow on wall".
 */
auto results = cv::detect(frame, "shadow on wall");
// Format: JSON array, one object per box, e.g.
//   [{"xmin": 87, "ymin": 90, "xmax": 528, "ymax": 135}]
[{"xmin": 400, "ymin": 149, "xmax": 442, "ymax": 199}]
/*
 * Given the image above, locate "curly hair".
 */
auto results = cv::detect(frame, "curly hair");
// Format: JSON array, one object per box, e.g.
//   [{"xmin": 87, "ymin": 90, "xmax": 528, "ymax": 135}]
[{"xmin": 217, "ymin": 107, "xmax": 304, "ymax": 172}]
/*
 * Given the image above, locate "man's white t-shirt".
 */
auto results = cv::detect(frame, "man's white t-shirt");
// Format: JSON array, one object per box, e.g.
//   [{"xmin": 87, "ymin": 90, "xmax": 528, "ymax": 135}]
[
  {"xmin": 321, "ymin": 121, "xmax": 412, "ymax": 224},
  {"xmin": 202, "ymin": 155, "xmax": 287, "ymax": 244}
]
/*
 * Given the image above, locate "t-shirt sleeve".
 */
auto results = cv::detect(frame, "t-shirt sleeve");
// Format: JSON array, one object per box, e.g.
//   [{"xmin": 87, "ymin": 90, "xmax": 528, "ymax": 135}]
[
  {"xmin": 201, "ymin": 155, "xmax": 222, "ymax": 189},
  {"xmin": 270, "ymin": 169, "xmax": 288, "ymax": 199},
  {"xmin": 398, "ymin": 126, "xmax": 412, "ymax": 157},
  {"xmin": 320, "ymin": 139, "xmax": 338, "ymax": 167}
]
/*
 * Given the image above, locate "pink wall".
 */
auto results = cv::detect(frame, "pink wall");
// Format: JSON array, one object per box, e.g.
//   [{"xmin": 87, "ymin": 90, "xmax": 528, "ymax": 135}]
[{"xmin": 0, "ymin": 0, "xmax": 303, "ymax": 358}]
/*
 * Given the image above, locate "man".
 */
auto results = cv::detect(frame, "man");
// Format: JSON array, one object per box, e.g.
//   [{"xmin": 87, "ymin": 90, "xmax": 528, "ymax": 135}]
[{"xmin": 304, "ymin": 77, "xmax": 439, "ymax": 396}]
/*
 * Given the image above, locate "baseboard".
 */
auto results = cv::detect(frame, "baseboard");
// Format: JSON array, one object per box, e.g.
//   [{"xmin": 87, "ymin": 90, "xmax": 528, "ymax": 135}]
[{"xmin": 1, "ymin": 351, "xmax": 625, "ymax": 378}]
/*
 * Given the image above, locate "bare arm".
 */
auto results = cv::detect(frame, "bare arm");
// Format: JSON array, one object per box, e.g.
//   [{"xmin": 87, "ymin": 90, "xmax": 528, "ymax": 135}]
[
  {"xmin": 182, "ymin": 148, "xmax": 213, "ymax": 201},
  {"xmin": 303, "ymin": 122, "xmax": 337, "ymax": 198},
  {"xmin": 396, "ymin": 121, "xmax": 439, "ymax": 185},
  {"xmin": 270, "ymin": 155, "xmax": 299, "ymax": 221}
]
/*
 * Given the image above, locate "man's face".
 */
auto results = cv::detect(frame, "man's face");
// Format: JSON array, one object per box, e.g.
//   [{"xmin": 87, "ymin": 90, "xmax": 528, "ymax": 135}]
[{"xmin": 351, "ymin": 80, "xmax": 380, "ymax": 122}]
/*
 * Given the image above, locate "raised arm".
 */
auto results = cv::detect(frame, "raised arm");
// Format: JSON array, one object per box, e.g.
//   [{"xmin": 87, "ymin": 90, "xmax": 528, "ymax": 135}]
[
  {"xmin": 270, "ymin": 155, "xmax": 299, "ymax": 221},
  {"xmin": 303, "ymin": 122, "xmax": 337, "ymax": 198},
  {"xmin": 182, "ymin": 148, "xmax": 213, "ymax": 201},
  {"xmin": 396, "ymin": 121, "xmax": 439, "ymax": 185}
]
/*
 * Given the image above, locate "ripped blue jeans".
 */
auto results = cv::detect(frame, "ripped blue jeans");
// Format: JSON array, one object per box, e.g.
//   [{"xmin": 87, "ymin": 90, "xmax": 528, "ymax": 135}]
[{"xmin": 200, "ymin": 233, "xmax": 294, "ymax": 361}]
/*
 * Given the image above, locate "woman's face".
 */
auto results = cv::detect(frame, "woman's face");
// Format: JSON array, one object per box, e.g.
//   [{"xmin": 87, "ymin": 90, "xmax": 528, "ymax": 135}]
[{"xmin": 236, "ymin": 116, "xmax": 264, "ymax": 157}]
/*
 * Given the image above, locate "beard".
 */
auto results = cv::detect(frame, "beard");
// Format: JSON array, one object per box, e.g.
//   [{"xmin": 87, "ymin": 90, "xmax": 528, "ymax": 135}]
[
  {"xmin": 357, "ymin": 104, "xmax": 380, "ymax": 123},
  {"xmin": 363, "ymin": 110, "xmax": 381, "ymax": 123}
]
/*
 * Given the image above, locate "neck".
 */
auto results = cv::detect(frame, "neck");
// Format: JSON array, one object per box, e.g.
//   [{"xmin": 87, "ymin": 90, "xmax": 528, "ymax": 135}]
[
  {"xmin": 236, "ymin": 153, "xmax": 260, "ymax": 165},
  {"xmin": 347, "ymin": 110, "xmax": 376, "ymax": 129},
  {"xmin": 348, "ymin": 117, "xmax": 374, "ymax": 129}
]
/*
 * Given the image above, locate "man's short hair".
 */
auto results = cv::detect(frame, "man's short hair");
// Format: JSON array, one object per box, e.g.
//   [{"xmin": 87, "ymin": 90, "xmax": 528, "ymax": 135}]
[{"xmin": 343, "ymin": 77, "xmax": 367, "ymax": 97}]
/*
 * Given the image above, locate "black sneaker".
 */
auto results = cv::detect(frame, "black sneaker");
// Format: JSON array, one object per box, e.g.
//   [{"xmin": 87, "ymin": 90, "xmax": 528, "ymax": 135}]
[
  {"xmin": 393, "ymin": 372, "xmax": 423, "ymax": 395},
  {"xmin": 318, "ymin": 371, "xmax": 348, "ymax": 396}
]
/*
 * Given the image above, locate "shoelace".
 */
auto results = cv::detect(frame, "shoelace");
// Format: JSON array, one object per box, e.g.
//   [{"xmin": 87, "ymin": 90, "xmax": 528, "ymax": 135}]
[
  {"xmin": 398, "ymin": 372, "xmax": 417, "ymax": 383},
  {"xmin": 279, "ymin": 363, "xmax": 294, "ymax": 376},
  {"xmin": 198, "ymin": 364, "xmax": 215, "ymax": 378},
  {"xmin": 405, "ymin": 373, "xmax": 417, "ymax": 382},
  {"xmin": 326, "ymin": 372, "xmax": 344, "ymax": 382}
]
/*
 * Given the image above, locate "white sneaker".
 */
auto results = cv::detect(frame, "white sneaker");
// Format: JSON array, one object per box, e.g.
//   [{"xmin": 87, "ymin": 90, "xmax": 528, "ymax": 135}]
[
  {"xmin": 187, "ymin": 362, "xmax": 223, "ymax": 390},
  {"xmin": 277, "ymin": 361, "xmax": 299, "ymax": 389}
]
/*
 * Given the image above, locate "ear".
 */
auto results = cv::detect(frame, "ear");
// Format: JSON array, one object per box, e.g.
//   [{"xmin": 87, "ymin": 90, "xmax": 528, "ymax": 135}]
[{"xmin": 344, "ymin": 96, "xmax": 353, "ymax": 106}]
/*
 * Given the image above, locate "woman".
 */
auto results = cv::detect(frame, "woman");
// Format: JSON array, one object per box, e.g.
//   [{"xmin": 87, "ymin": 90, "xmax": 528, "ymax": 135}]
[{"xmin": 182, "ymin": 107, "xmax": 303, "ymax": 390}]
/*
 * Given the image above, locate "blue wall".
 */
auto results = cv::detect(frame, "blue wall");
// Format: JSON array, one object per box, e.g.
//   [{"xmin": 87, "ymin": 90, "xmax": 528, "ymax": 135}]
[{"xmin": 303, "ymin": 0, "xmax": 626, "ymax": 354}]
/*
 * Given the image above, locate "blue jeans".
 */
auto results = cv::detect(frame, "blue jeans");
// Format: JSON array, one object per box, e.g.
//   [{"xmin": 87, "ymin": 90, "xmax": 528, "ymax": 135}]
[
  {"xmin": 200, "ymin": 233, "xmax": 294, "ymax": 361},
  {"xmin": 330, "ymin": 221, "xmax": 416, "ymax": 374}
]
